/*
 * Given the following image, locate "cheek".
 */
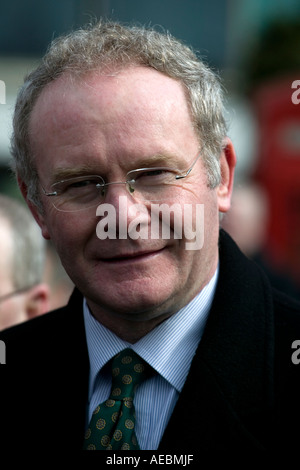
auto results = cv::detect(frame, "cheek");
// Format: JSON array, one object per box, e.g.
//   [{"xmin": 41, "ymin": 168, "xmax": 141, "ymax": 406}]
[
  {"xmin": 181, "ymin": 187, "xmax": 219, "ymax": 235},
  {"xmin": 0, "ymin": 298, "xmax": 26, "ymax": 329},
  {"xmin": 45, "ymin": 211, "xmax": 98, "ymax": 257},
  {"xmin": 179, "ymin": 190, "xmax": 219, "ymax": 261}
]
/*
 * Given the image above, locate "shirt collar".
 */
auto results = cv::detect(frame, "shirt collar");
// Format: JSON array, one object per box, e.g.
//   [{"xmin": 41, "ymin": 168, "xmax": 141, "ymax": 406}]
[{"xmin": 83, "ymin": 266, "xmax": 218, "ymax": 395}]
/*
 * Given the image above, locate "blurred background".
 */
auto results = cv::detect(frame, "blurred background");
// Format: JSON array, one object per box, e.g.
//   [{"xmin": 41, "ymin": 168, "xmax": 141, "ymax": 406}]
[{"xmin": 0, "ymin": 0, "xmax": 299, "ymax": 311}]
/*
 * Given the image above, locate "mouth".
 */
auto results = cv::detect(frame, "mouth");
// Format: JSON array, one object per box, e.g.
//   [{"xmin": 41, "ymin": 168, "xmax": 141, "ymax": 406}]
[{"xmin": 100, "ymin": 248, "xmax": 166, "ymax": 264}]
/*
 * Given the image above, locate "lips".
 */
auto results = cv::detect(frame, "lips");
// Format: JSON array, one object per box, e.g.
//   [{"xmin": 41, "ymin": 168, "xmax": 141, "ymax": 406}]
[{"xmin": 100, "ymin": 247, "xmax": 165, "ymax": 263}]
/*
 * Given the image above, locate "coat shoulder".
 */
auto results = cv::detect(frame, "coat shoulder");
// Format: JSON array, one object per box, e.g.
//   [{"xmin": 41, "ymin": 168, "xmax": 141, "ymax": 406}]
[{"xmin": 0, "ymin": 288, "xmax": 83, "ymax": 363}]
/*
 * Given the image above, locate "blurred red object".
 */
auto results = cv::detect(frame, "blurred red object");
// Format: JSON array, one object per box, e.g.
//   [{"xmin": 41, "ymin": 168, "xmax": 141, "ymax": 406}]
[{"xmin": 253, "ymin": 76, "xmax": 300, "ymax": 286}]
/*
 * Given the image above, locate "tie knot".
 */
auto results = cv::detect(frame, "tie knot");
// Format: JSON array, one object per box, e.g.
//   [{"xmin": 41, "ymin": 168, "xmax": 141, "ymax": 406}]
[{"xmin": 109, "ymin": 349, "xmax": 148, "ymax": 400}]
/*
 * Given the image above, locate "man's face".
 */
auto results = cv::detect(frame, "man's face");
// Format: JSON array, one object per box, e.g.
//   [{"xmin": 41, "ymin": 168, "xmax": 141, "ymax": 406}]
[{"xmin": 27, "ymin": 67, "xmax": 235, "ymax": 331}]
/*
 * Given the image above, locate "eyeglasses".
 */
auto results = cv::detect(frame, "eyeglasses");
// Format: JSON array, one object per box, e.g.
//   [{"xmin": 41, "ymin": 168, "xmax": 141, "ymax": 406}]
[
  {"xmin": 0, "ymin": 286, "xmax": 33, "ymax": 303},
  {"xmin": 42, "ymin": 149, "xmax": 202, "ymax": 213}
]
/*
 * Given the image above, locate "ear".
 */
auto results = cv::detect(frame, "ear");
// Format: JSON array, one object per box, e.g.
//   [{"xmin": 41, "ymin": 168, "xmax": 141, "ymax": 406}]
[
  {"xmin": 217, "ymin": 137, "xmax": 236, "ymax": 213},
  {"xmin": 18, "ymin": 176, "xmax": 51, "ymax": 240},
  {"xmin": 24, "ymin": 283, "xmax": 50, "ymax": 320}
]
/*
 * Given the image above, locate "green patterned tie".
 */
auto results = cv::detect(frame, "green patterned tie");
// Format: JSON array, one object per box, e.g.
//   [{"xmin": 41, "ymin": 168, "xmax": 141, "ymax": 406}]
[{"xmin": 83, "ymin": 349, "xmax": 149, "ymax": 450}]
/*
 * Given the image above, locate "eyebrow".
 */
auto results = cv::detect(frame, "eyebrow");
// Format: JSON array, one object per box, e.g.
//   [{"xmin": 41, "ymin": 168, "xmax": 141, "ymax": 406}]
[
  {"xmin": 130, "ymin": 153, "xmax": 184, "ymax": 169},
  {"xmin": 50, "ymin": 153, "xmax": 184, "ymax": 183},
  {"xmin": 51, "ymin": 164, "xmax": 99, "ymax": 183}
]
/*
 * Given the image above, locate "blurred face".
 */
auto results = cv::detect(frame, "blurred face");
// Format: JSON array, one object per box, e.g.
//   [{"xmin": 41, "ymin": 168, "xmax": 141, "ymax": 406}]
[
  {"xmin": 0, "ymin": 219, "xmax": 28, "ymax": 329},
  {"xmin": 26, "ymin": 67, "xmax": 235, "ymax": 337}
]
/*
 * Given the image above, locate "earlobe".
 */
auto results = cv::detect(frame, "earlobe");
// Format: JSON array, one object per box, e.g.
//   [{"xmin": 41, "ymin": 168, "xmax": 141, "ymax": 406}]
[
  {"xmin": 217, "ymin": 137, "xmax": 236, "ymax": 213},
  {"xmin": 18, "ymin": 176, "xmax": 51, "ymax": 240}
]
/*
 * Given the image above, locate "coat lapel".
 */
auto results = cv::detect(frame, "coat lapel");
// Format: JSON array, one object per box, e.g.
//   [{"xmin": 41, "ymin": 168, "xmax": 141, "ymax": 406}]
[
  {"xmin": 50, "ymin": 289, "xmax": 90, "ymax": 447},
  {"xmin": 159, "ymin": 230, "xmax": 275, "ymax": 450}
]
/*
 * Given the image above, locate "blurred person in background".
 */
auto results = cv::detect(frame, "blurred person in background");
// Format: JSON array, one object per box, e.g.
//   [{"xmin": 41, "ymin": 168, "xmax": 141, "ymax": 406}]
[
  {"xmin": 0, "ymin": 194, "xmax": 50, "ymax": 329},
  {"xmin": 221, "ymin": 181, "xmax": 300, "ymax": 301},
  {"xmin": 44, "ymin": 241, "xmax": 74, "ymax": 311}
]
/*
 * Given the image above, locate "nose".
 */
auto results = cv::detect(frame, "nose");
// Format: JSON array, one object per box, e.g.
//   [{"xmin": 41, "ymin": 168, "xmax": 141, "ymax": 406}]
[
  {"xmin": 97, "ymin": 183, "xmax": 151, "ymax": 238},
  {"xmin": 101, "ymin": 181, "xmax": 133, "ymax": 207}
]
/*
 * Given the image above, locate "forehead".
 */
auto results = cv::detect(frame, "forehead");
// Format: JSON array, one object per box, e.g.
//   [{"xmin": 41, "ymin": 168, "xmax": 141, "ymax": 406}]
[
  {"xmin": 28, "ymin": 66, "xmax": 200, "ymax": 179},
  {"xmin": 29, "ymin": 66, "xmax": 193, "ymax": 132}
]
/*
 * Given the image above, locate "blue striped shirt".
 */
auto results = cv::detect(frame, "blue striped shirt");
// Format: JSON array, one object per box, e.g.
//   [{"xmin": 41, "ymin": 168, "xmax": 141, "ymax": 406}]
[{"xmin": 83, "ymin": 267, "xmax": 218, "ymax": 450}]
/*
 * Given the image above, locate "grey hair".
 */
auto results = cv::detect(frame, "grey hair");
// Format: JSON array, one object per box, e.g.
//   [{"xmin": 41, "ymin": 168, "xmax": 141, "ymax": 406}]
[
  {"xmin": 11, "ymin": 19, "xmax": 228, "ymax": 208},
  {"xmin": 0, "ymin": 194, "xmax": 46, "ymax": 290}
]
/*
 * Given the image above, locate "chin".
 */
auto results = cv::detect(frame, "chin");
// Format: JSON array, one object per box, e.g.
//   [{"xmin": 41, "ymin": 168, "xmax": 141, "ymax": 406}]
[{"xmin": 93, "ymin": 279, "xmax": 175, "ymax": 315}]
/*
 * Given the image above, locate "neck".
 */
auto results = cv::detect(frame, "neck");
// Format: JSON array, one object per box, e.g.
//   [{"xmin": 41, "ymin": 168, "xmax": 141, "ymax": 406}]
[{"xmin": 86, "ymin": 303, "xmax": 174, "ymax": 343}]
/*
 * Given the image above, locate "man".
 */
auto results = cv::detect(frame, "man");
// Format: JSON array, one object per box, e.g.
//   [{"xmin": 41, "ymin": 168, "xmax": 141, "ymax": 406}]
[
  {"xmin": 0, "ymin": 194, "xmax": 50, "ymax": 329},
  {"xmin": 1, "ymin": 20, "xmax": 299, "ymax": 453}
]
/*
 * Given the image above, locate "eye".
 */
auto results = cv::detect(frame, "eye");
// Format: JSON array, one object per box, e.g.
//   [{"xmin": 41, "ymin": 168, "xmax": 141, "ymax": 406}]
[
  {"xmin": 62, "ymin": 179, "xmax": 96, "ymax": 193},
  {"xmin": 67, "ymin": 179, "xmax": 96, "ymax": 189},
  {"xmin": 53, "ymin": 176, "xmax": 104, "ymax": 194},
  {"xmin": 130, "ymin": 168, "xmax": 177, "ymax": 185},
  {"xmin": 139, "ymin": 169, "xmax": 166, "ymax": 178}
]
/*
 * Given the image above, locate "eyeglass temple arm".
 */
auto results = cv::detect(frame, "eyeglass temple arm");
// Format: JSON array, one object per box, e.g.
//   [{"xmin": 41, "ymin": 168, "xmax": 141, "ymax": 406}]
[
  {"xmin": 175, "ymin": 150, "xmax": 202, "ymax": 180},
  {"xmin": 0, "ymin": 285, "xmax": 34, "ymax": 302}
]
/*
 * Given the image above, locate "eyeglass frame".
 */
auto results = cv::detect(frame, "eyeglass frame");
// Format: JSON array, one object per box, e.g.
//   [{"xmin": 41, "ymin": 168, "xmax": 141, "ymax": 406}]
[{"xmin": 41, "ymin": 148, "xmax": 203, "ymax": 211}]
